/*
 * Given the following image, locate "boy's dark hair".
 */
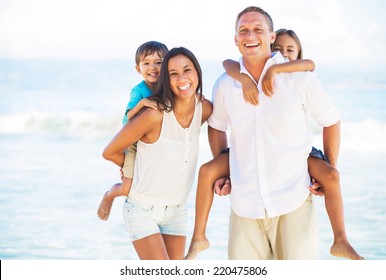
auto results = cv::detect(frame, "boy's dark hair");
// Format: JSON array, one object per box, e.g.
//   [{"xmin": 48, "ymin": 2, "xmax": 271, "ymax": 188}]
[
  {"xmin": 135, "ymin": 41, "xmax": 169, "ymax": 65},
  {"xmin": 150, "ymin": 47, "xmax": 203, "ymax": 112}
]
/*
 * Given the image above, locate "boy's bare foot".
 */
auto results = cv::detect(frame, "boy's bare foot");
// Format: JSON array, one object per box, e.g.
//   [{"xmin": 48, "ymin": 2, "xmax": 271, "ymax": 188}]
[
  {"xmin": 97, "ymin": 191, "xmax": 113, "ymax": 221},
  {"xmin": 330, "ymin": 242, "xmax": 365, "ymax": 260},
  {"xmin": 185, "ymin": 238, "xmax": 210, "ymax": 260}
]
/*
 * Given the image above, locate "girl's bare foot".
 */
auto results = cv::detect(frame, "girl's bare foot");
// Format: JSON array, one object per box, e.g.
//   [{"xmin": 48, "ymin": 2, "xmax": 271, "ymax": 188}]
[
  {"xmin": 330, "ymin": 241, "xmax": 365, "ymax": 260},
  {"xmin": 97, "ymin": 191, "xmax": 113, "ymax": 221},
  {"xmin": 185, "ymin": 238, "xmax": 210, "ymax": 260}
]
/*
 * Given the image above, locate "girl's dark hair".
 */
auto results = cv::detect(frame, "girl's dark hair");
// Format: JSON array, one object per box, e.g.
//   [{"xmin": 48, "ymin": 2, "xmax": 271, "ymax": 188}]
[{"xmin": 150, "ymin": 47, "xmax": 203, "ymax": 112}]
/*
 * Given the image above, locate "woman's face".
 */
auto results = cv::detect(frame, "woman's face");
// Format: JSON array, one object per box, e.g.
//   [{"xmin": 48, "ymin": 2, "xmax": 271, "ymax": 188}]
[
  {"xmin": 168, "ymin": 54, "xmax": 198, "ymax": 99},
  {"xmin": 272, "ymin": 34, "xmax": 299, "ymax": 61}
]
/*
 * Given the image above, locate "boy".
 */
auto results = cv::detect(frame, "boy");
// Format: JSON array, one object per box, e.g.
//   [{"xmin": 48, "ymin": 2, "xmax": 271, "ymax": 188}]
[{"xmin": 97, "ymin": 41, "xmax": 168, "ymax": 221}]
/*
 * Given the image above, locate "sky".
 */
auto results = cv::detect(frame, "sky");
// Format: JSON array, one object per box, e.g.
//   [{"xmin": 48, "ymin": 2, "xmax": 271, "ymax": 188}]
[{"xmin": 0, "ymin": 0, "xmax": 385, "ymax": 71}]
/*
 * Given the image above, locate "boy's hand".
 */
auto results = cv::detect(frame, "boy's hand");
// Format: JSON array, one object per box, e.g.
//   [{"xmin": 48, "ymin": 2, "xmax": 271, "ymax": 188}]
[{"xmin": 142, "ymin": 98, "xmax": 158, "ymax": 110}]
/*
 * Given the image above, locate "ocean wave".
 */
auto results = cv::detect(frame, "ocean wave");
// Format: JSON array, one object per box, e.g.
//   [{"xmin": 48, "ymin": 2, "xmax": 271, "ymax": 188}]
[
  {"xmin": 0, "ymin": 110, "xmax": 121, "ymax": 140},
  {"xmin": 312, "ymin": 119, "xmax": 386, "ymax": 153},
  {"xmin": 1, "ymin": 111, "xmax": 386, "ymax": 152},
  {"xmin": 341, "ymin": 119, "xmax": 386, "ymax": 152}
]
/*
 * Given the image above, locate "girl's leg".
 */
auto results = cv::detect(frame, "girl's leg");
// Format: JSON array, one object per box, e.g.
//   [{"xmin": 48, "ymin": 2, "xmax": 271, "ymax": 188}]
[
  {"xmin": 185, "ymin": 153, "xmax": 230, "ymax": 259},
  {"xmin": 97, "ymin": 177, "xmax": 133, "ymax": 221},
  {"xmin": 308, "ymin": 157, "xmax": 363, "ymax": 260}
]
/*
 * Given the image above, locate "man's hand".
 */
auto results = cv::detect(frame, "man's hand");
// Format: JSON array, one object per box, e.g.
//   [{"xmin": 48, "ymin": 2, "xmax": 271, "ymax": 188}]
[
  {"xmin": 120, "ymin": 168, "xmax": 124, "ymax": 181},
  {"xmin": 308, "ymin": 178, "xmax": 325, "ymax": 196},
  {"xmin": 213, "ymin": 177, "xmax": 232, "ymax": 196}
]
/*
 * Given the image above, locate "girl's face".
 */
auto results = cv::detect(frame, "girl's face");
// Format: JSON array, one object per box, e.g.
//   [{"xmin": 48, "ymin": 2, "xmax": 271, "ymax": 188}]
[
  {"xmin": 272, "ymin": 34, "xmax": 299, "ymax": 61},
  {"xmin": 168, "ymin": 54, "xmax": 198, "ymax": 100},
  {"xmin": 136, "ymin": 52, "xmax": 163, "ymax": 85}
]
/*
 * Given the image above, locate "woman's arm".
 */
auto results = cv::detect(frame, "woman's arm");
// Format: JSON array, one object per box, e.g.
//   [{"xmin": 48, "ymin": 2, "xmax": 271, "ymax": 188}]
[
  {"xmin": 223, "ymin": 59, "xmax": 259, "ymax": 105},
  {"xmin": 201, "ymin": 98, "xmax": 213, "ymax": 125},
  {"xmin": 262, "ymin": 59, "xmax": 315, "ymax": 96},
  {"xmin": 102, "ymin": 108, "xmax": 163, "ymax": 167}
]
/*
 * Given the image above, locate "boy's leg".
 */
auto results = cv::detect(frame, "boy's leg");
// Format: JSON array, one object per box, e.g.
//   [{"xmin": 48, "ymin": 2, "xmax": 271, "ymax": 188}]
[
  {"xmin": 97, "ymin": 146, "xmax": 135, "ymax": 221},
  {"xmin": 185, "ymin": 153, "xmax": 230, "ymax": 259},
  {"xmin": 308, "ymin": 156, "xmax": 364, "ymax": 259},
  {"xmin": 97, "ymin": 178, "xmax": 133, "ymax": 221}
]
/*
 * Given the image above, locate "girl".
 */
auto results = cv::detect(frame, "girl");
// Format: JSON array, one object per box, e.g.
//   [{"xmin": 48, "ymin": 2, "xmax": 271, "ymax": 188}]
[{"xmin": 103, "ymin": 47, "xmax": 212, "ymax": 259}]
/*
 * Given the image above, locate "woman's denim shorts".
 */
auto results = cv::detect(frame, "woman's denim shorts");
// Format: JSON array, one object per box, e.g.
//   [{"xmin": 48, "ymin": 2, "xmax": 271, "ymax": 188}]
[{"xmin": 123, "ymin": 197, "xmax": 187, "ymax": 241}]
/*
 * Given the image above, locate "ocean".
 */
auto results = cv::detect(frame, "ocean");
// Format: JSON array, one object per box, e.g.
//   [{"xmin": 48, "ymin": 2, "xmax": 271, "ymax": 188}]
[{"xmin": 0, "ymin": 59, "xmax": 385, "ymax": 260}]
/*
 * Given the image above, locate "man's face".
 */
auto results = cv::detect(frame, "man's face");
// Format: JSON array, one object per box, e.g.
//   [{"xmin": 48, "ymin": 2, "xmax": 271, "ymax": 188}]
[{"xmin": 234, "ymin": 11, "xmax": 275, "ymax": 59}]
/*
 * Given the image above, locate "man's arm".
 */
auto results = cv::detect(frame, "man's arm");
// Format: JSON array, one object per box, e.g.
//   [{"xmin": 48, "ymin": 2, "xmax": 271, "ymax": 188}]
[
  {"xmin": 309, "ymin": 121, "xmax": 341, "ymax": 196},
  {"xmin": 208, "ymin": 125, "xmax": 231, "ymax": 195},
  {"xmin": 323, "ymin": 121, "xmax": 341, "ymax": 168},
  {"xmin": 208, "ymin": 126, "xmax": 228, "ymax": 157}
]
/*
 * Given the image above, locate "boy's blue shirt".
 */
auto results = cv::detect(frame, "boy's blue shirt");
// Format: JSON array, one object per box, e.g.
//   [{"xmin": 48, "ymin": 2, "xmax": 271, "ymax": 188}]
[{"xmin": 122, "ymin": 80, "xmax": 152, "ymax": 125}]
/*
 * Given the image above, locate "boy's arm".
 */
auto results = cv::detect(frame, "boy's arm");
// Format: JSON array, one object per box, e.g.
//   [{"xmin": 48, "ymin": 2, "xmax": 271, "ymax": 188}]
[
  {"xmin": 262, "ymin": 59, "xmax": 315, "ymax": 96},
  {"xmin": 223, "ymin": 59, "xmax": 259, "ymax": 105},
  {"xmin": 126, "ymin": 98, "xmax": 158, "ymax": 120}
]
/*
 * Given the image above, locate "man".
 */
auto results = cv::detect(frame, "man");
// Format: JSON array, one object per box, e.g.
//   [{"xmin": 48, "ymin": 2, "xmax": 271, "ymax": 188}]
[{"xmin": 208, "ymin": 6, "xmax": 341, "ymax": 259}]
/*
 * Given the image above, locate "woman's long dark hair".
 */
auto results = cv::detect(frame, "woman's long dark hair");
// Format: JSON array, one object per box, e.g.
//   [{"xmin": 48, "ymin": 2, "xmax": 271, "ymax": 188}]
[{"xmin": 149, "ymin": 47, "xmax": 203, "ymax": 112}]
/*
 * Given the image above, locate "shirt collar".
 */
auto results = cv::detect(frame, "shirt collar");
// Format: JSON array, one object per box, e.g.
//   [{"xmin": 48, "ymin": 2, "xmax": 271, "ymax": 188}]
[{"xmin": 238, "ymin": 52, "xmax": 288, "ymax": 84}]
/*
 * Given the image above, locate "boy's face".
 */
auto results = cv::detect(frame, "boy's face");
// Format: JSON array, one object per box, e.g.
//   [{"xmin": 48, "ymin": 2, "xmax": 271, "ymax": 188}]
[{"xmin": 135, "ymin": 52, "xmax": 163, "ymax": 85}]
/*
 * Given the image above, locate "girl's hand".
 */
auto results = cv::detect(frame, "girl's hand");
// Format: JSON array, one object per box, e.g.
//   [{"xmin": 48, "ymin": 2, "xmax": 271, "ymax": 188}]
[
  {"xmin": 262, "ymin": 66, "xmax": 277, "ymax": 97},
  {"xmin": 242, "ymin": 80, "xmax": 259, "ymax": 105}
]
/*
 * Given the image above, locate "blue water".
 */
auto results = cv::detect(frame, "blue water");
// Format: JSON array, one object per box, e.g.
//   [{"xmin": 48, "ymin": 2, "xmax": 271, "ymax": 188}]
[{"xmin": 1, "ymin": 60, "xmax": 386, "ymax": 260}]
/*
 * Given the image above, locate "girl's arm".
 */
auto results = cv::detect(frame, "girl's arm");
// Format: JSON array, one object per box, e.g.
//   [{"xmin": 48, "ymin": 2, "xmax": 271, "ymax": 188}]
[
  {"xmin": 103, "ymin": 108, "xmax": 162, "ymax": 167},
  {"xmin": 126, "ymin": 98, "xmax": 158, "ymax": 120},
  {"xmin": 223, "ymin": 59, "xmax": 259, "ymax": 105},
  {"xmin": 262, "ymin": 59, "xmax": 315, "ymax": 96}
]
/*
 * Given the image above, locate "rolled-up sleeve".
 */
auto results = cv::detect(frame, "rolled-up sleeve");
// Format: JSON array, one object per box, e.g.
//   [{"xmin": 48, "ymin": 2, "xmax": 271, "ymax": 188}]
[
  {"xmin": 208, "ymin": 75, "xmax": 229, "ymax": 132},
  {"xmin": 303, "ymin": 72, "xmax": 341, "ymax": 127}
]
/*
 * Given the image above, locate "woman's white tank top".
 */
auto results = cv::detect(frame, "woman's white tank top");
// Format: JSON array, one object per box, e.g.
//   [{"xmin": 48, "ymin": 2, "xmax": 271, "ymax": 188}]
[{"xmin": 129, "ymin": 101, "xmax": 202, "ymax": 206}]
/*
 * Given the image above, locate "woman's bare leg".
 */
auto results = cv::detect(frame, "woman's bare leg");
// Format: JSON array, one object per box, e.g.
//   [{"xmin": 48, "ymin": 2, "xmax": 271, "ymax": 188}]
[
  {"xmin": 132, "ymin": 233, "xmax": 185, "ymax": 260},
  {"xmin": 132, "ymin": 233, "xmax": 169, "ymax": 260},
  {"xmin": 185, "ymin": 153, "xmax": 230, "ymax": 260},
  {"xmin": 308, "ymin": 157, "xmax": 364, "ymax": 260},
  {"xmin": 97, "ymin": 177, "xmax": 133, "ymax": 221},
  {"xmin": 163, "ymin": 234, "xmax": 186, "ymax": 260}
]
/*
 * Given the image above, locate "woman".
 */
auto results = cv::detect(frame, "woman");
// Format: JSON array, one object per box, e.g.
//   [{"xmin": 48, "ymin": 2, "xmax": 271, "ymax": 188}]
[{"xmin": 102, "ymin": 47, "xmax": 212, "ymax": 260}]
